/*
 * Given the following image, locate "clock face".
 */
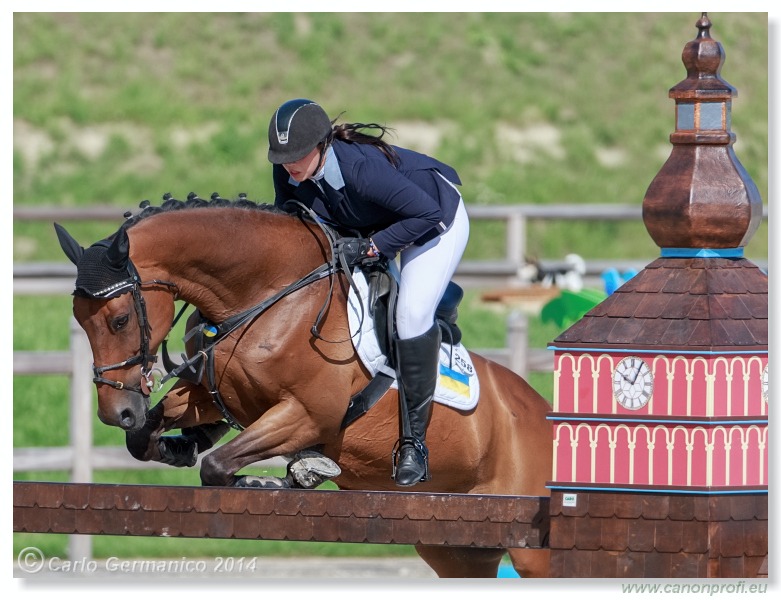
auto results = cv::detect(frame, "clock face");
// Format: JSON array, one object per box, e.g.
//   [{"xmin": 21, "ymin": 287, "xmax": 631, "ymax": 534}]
[
  {"xmin": 762, "ymin": 364, "xmax": 768, "ymax": 402},
  {"xmin": 613, "ymin": 356, "xmax": 653, "ymax": 410}
]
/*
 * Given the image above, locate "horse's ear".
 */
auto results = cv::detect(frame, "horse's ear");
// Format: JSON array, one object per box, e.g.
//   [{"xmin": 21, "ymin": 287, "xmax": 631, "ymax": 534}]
[
  {"xmin": 105, "ymin": 226, "xmax": 130, "ymax": 269},
  {"xmin": 54, "ymin": 222, "xmax": 84, "ymax": 265}
]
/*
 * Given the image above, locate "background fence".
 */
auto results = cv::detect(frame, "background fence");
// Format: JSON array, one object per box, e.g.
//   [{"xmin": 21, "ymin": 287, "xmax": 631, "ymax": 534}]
[{"xmin": 12, "ymin": 203, "xmax": 679, "ymax": 292}]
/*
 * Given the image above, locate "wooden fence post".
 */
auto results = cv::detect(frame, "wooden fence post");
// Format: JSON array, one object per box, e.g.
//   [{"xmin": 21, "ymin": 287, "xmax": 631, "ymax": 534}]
[
  {"xmin": 68, "ymin": 317, "xmax": 93, "ymax": 561},
  {"xmin": 506, "ymin": 212, "xmax": 526, "ymax": 268},
  {"xmin": 507, "ymin": 311, "xmax": 529, "ymax": 377}
]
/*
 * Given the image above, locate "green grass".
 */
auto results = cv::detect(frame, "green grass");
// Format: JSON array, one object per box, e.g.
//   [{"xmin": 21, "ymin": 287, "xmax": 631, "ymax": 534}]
[
  {"xmin": 12, "ymin": 13, "xmax": 767, "ymax": 263},
  {"xmin": 13, "ymin": 12, "xmax": 768, "ymax": 559}
]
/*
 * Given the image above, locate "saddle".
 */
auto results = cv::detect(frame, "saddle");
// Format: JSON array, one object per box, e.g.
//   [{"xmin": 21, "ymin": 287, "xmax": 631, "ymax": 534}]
[
  {"xmin": 339, "ymin": 258, "xmax": 464, "ymax": 428},
  {"xmin": 363, "ymin": 260, "xmax": 463, "ymax": 358}
]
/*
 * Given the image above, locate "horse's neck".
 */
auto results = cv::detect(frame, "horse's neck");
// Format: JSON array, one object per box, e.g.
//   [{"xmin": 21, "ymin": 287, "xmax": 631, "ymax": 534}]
[{"xmin": 129, "ymin": 209, "xmax": 327, "ymax": 322}]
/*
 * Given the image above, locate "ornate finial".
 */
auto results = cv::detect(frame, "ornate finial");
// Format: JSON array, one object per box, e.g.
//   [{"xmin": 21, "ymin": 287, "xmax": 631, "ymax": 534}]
[
  {"xmin": 696, "ymin": 12, "xmax": 711, "ymax": 38},
  {"xmin": 642, "ymin": 14, "xmax": 762, "ymax": 252},
  {"xmin": 675, "ymin": 13, "xmax": 733, "ymax": 93}
]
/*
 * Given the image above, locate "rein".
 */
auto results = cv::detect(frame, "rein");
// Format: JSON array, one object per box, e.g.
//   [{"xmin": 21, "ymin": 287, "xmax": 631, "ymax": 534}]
[{"xmin": 291, "ymin": 200, "xmax": 372, "ymax": 343}]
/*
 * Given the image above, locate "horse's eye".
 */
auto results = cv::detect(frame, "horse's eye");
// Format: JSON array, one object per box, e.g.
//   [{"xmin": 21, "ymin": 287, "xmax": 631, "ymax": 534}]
[{"xmin": 112, "ymin": 314, "xmax": 130, "ymax": 331}]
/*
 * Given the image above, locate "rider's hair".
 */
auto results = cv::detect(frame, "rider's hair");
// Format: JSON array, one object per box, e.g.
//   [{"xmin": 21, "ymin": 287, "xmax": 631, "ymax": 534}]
[{"xmin": 327, "ymin": 122, "xmax": 401, "ymax": 167}]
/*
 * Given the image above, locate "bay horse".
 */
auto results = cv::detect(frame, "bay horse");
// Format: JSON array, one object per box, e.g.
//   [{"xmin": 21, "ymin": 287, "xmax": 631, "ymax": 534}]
[{"xmin": 55, "ymin": 197, "xmax": 553, "ymax": 578}]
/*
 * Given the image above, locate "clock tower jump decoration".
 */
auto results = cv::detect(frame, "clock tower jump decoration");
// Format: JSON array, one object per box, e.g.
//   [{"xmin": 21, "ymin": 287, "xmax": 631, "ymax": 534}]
[{"xmin": 547, "ymin": 14, "xmax": 767, "ymax": 578}]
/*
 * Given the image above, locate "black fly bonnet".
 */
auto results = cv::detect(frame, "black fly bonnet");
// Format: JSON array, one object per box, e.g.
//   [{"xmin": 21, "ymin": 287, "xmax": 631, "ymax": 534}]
[
  {"xmin": 73, "ymin": 238, "xmax": 138, "ymax": 299},
  {"xmin": 55, "ymin": 223, "xmax": 177, "ymax": 396}
]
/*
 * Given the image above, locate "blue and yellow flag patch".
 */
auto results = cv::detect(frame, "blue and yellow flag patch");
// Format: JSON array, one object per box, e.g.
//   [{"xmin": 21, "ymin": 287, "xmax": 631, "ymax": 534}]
[{"xmin": 439, "ymin": 363, "xmax": 471, "ymax": 398}]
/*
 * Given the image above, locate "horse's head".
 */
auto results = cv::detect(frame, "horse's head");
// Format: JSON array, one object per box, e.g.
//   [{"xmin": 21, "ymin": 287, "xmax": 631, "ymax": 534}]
[{"xmin": 55, "ymin": 223, "xmax": 177, "ymax": 431}]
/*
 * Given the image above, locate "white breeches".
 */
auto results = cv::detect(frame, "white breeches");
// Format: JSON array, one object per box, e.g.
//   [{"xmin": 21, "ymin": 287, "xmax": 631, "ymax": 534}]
[{"xmin": 395, "ymin": 198, "xmax": 470, "ymax": 340}]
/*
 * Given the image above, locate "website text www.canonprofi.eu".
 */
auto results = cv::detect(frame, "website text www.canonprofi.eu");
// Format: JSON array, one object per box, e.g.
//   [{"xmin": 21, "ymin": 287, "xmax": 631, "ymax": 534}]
[{"xmin": 621, "ymin": 581, "xmax": 768, "ymax": 595}]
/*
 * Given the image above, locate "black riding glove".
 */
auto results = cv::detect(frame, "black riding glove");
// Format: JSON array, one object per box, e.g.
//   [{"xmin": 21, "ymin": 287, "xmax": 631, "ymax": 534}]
[{"xmin": 336, "ymin": 237, "xmax": 378, "ymax": 268}]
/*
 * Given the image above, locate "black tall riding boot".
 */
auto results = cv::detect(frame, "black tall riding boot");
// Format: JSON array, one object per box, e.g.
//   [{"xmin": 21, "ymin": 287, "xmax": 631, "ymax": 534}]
[{"xmin": 393, "ymin": 323, "xmax": 441, "ymax": 487}]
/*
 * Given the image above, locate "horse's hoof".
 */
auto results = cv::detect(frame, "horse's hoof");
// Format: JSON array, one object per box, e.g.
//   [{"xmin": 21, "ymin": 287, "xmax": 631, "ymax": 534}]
[
  {"xmin": 233, "ymin": 475, "xmax": 289, "ymax": 489},
  {"xmin": 287, "ymin": 450, "xmax": 341, "ymax": 489},
  {"xmin": 157, "ymin": 435, "xmax": 198, "ymax": 468}
]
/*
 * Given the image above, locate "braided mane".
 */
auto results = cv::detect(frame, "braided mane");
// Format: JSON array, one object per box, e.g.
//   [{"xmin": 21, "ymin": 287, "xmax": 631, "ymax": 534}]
[{"xmin": 122, "ymin": 192, "xmax": 284, "ymax": 230}]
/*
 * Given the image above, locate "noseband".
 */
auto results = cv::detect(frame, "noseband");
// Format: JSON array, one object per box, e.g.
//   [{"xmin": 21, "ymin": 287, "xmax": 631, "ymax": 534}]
[{"xmin": 83, "ymin": 262, "xmax": 177, "ymax": 396}]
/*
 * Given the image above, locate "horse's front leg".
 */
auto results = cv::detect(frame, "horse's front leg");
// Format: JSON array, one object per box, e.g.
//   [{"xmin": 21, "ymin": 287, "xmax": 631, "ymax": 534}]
[
  {"xmin": 200, "ymin": 398, "xmax": 341, "ymax": 489},
  {"xmin": 126, "ymin": 381, "xmax": 229, "ymax": 467}
]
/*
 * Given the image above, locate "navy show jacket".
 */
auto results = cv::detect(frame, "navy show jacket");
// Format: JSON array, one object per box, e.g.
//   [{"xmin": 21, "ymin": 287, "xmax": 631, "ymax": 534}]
[{"xmin": 272, "ymin": 139, "xmax": 462, "ymax": 257}]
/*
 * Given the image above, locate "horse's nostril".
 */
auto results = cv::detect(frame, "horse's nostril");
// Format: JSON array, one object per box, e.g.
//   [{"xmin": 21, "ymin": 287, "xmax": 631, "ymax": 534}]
[{"xmin": 119, "ymin": 409, "xmax": 136, "ymax": 430}]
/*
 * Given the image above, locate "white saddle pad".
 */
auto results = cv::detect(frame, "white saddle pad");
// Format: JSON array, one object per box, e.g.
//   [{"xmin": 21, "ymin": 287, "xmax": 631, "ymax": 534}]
[{"xmin": 347, "ymin": 270, "xmax": 479, "ymax": 411}]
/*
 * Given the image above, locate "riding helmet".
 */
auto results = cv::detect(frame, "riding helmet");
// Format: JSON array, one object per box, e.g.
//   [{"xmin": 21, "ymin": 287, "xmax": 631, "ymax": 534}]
[{"xmin": 267, "ymin": 99, "xmax": 333, "ymax": 164}]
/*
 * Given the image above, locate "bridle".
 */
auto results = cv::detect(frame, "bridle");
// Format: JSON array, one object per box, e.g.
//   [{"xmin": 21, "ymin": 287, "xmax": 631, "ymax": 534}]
[{"xmin": 83, "ymin": 261, "xmax": 177, "ymax": 396}]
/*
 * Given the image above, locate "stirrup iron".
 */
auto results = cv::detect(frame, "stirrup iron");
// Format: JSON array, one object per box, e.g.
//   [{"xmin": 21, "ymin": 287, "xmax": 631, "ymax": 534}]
[{"xmin": 391, "ymin": 437, "xmax": 430, "ymax": 483}]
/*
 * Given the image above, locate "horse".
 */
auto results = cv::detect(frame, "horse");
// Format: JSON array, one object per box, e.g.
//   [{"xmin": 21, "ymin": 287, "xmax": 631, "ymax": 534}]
[{"xmin": 54, "ymin": 196, "xmax": 553, "ymax": 578}]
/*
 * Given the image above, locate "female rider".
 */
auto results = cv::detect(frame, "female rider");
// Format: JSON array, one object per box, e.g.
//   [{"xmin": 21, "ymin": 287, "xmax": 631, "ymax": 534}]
[{"xmin": 267, "ymin": 98, "xmax": 469, "ymax": 487}]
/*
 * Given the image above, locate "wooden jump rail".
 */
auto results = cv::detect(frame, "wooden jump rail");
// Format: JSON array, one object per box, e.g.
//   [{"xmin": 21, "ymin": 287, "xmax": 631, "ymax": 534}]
[{"xmin": 13, "ymin": 481, "xmax": 550, "ymax": 549}]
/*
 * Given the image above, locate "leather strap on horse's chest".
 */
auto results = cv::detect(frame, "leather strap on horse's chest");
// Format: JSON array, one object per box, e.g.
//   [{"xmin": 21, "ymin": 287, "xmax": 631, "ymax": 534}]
[
  {"xmin": 203, "ymin": 347, "xmax": 244, "ymax": 431},
  {"xmin": 161, "ymin": 318, "xmax": 244, "ymax": 430},
  {"xmin": 341, "ymin": 372, "xmax": 395, "ymax": 429}
]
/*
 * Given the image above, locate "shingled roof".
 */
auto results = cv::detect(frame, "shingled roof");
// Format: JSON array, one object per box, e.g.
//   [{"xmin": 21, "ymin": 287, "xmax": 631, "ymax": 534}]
[{"xmin": 554, "ymin": 257, "xmax": 767, "ymax": 351}]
